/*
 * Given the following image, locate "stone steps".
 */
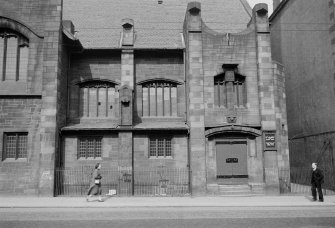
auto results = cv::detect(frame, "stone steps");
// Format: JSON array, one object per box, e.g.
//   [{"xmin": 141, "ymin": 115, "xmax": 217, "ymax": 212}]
[
  {"xmin": 207, "ymin": 183, "xmax": 265, "ymax": 196},
  {"xmin": 218, "ymin": 184, "xmax": 252, "ymax": 195}
]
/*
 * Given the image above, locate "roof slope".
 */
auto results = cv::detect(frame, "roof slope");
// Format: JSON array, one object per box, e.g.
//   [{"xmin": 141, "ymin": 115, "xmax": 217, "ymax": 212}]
[{"xmin": 63, "ymin": 0, "xmax": 252, "ymax": 49}]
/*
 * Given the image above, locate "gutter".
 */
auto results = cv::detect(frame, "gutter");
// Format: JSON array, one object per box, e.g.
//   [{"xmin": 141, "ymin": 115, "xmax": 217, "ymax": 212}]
[{"xmin": 269, "ymin": 0, "xmax": 290, "ymax": 22}]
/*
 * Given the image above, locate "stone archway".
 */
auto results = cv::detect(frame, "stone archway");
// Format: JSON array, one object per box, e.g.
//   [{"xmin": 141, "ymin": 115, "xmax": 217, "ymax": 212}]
[{"xmin": 205, "ymin": 126, "xmax": 262, "ymax": 191}]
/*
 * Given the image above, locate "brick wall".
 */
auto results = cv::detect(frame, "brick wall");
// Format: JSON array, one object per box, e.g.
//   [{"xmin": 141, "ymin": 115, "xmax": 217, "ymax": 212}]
[
  {"xmin": 271, "ymin": 0, "xmax": 335, "ymax": 137},
  {"xmin": 0, "ymin": 0, "xmax": 62, "ymax": 195},
  {"xmin": 273, "ymin": 62, "xmax": 289, "ymax": 171},
  {"xmin": 133, "ymin": 133, "xmax": 188, "ymax": 170},
  {"xmin": 270, "ymin": 0, "xmax": 335, "ymax": 172},
  {"xmin": 63, "ymin": 133, "xmax": 119, "ymax": 169},
  {"xmin": 0, "ymin": 98, "xmax": 41, "ymax": 194},
  {"xmin": 134, "ymin": 50, "xmax": 185, "ymax": 119},
  {"xmin": 0, "ymin": 0, "xmax": 45, "ymax": 35},
  {"xmin": 202, "ymin": 29, "xmax": 260, "ymax": 126},
  {"xmin": 68, "ymin": 50, "xmax": 121, "ymax": 122}
]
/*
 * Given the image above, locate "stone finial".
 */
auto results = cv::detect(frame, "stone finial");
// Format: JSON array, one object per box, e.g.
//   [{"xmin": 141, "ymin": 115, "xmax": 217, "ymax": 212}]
[
  {"xmin": 252, "ymin": 3, "xmax": 269, "ymax": 33},
  {"xmin": 121, "ymin": 18, "xmax": 134, "ymax": 46},
  {"xmin": 254, "ymin": 3, "xmax": 268, "ymax": 17},
  {"xmin": 185, "ymin": 2, "xmax": 202, "ymax": 32}
]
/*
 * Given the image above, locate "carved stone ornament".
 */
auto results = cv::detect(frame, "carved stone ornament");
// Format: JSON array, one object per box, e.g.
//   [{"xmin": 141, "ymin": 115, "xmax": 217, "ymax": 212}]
[
  {"xmin": 120, "ymin": 96, "xmax": 130, "ymax": 103},
  {"xmin": 226, "ymin": 116, "xmax": 237, "ymax": 124},
  {"xmin": 225, "ymin": 71, "xmax": 235, "ymax": 82}
]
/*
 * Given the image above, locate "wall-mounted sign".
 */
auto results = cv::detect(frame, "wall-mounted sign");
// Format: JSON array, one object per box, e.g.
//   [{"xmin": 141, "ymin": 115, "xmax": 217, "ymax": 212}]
[
  {"xmin": 264, "ymin": 132, "xmax": 276, "ymax": 150},
  {"xmin": 226, "ymin": 158, "xmax": 238, "ymax": 163}
]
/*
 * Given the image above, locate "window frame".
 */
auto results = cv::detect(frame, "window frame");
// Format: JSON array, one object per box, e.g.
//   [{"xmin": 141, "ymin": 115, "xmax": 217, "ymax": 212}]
[
  {"xmin": 148, "ymin": 135, "xmax": 173, "ymax": 159},
  {"xmin": 214, "ymin": 73, "xmax": 246, "ymax": 108},
  {"xmin": 77, "ymin": 136, "xmax": 102, "ymax": 159},
  {"xmin": 77, "ymin": 80, "xmax": 117, "ymax": 118},
  {"xmin": 139, "ymin": 79, "xmax": 180, "ymax": 117},
  {"xmin": 2, "ymin": 132, "xmax": 28, "ymax": 161},
  {"xmin": 0, "ymin": 29, "xmax": 29, "ymax": 81}
]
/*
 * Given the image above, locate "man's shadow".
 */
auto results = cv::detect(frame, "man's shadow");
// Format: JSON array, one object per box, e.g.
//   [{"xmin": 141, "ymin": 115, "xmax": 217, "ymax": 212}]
[
  {"xmin": 304, "ymin": 195, "xmax": 316, "ymax": 202},
  {"xmin": 87, "ymin": 195, "xmax": 115, "ymax": 202}
]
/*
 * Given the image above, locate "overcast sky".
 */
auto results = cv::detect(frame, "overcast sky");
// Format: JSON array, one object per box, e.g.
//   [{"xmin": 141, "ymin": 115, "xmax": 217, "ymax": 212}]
[{"xmin": 247, "ymin": 0, "xmax": 273, "ymax": 15}]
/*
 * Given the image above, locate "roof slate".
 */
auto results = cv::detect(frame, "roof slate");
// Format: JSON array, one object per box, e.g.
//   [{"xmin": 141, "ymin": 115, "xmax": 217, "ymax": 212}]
[{"xmin": 63, "ymin": 0, "xmax": 252, "ymax": 49}]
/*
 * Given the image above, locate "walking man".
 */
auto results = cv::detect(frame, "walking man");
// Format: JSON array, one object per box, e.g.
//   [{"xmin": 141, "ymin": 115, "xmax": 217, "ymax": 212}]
[{"xmin": 311, "ymin": 163, "xmax": 324, "ymax": 202}]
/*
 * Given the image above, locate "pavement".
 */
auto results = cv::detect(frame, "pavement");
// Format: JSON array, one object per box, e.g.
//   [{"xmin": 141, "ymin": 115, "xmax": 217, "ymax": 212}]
[{"xmin": 0, "ymin": 194, "xmax": 335, "ymax": 208}]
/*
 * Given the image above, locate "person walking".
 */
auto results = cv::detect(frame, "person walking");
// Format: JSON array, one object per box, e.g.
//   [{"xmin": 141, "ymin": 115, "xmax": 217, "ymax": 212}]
[
  {"xmin": 86, "ymin": 163, "xmax": 103, "ymax": 202},
  {"xmin": 311, "ymin": 162, "xmax": 324, "ymax": 202}
]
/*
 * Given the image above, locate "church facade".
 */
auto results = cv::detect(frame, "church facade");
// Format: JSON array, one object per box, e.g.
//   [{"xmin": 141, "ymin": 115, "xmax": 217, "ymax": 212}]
[{"xmin": 0, "ymin": 0, "xmax": 289, "ymax": 196}]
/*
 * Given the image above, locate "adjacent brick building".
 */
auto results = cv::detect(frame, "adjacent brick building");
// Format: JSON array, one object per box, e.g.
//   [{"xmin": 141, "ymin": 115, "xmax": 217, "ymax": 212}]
[
  {"xmin": 0, "ymin": 0, "xmax": 289, "ymax": 196},
  {"xmin": 270, "ymin": 0, "xmax": 335, "ymax": 188}
]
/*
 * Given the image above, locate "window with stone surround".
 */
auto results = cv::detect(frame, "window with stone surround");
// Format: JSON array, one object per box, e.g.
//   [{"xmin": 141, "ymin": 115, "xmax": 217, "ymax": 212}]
[
  {"xmin": 140, "ymin": 80, "xmax": 178, "ymax": 117},
  {"xmin": 149, "ymin": 135, "xmax": 172, "ymax": 158},
  {"xmin": 2, "ymin": 132, "xmax": 28, "ymax": 160},
  {"xmin": 78, "ymin": 80, "xmax": 116, "ymax": 118},
  {"xmin": 214, "ymin": 71, "xmax": 246, "ymax": 108},
  {"xmin": 0, "ymin": 29, "xmax": 29, "ymax": 81},
  {"xmin": 78, "ymin": 137, "xmax": 102, "ymax": 159}
]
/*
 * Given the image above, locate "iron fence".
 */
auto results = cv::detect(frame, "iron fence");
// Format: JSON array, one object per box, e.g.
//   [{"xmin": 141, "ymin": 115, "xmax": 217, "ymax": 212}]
[
  {"xmin": 278, "ymin": 167, "xmax": 335, "ymax": 194},
  {"xmin": 54, "ymin": 167, "xmax": 191, "ymax": 197}
]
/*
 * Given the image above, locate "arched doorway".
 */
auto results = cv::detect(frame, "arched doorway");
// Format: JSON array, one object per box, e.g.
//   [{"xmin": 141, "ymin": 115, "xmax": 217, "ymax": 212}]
[{"xmin": 205, "ymin": 126, "xmax": 262, "ymax": 186}]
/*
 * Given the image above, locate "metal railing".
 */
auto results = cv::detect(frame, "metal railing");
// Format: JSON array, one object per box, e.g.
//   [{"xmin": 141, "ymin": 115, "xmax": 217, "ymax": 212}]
[
  {"xmin": 54, "ymin": 167, "xmax": 191, "ymax": 197},
  {"xmin": 278, "ymin": 167, "xmax": 335, "ymax": 194}
]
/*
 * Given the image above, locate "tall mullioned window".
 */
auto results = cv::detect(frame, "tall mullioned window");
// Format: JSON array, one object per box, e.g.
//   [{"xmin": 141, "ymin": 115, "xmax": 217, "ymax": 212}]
[
  {"xmin": 0, "ymin": 29, "xmax": 29, "ymax": 81},
  {"xmin": 149, "ymin": 136, "xmax": 172, "ymax": 158},
  {"xmin": 79, "ymin": 80, "xmax": 116, "ymax": 118},
  {"xmin": 3, "ymin": 132, "xmax": 28, "ymax": 160},
  {"xmin": 214, "ymin": 73, "xmax": 246, "ymax": 108},
  {"xmin": 141, "ymin": 80, "xmax": 178, "ymax": 117},
  {"xmin": 78, "ymin": 137, "xmax": 102, "ymax": 159}
]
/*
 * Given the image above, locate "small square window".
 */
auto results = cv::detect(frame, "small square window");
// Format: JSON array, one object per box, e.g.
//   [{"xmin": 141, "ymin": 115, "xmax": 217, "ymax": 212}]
[
  {"xmin": 78, "ymin": 137, "xmax": 102, "ymax": 159},
  {"xmin": 149, "ymin": 136, "xmax": 172, "ymax": 158},
  {"xmin": 3, "ymin": 132, "xmax": 28, "ymax": 160}
]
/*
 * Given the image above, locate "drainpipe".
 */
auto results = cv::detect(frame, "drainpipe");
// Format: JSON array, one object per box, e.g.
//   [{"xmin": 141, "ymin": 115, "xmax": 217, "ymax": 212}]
[
  {"xmin": 183, "ymin": 48, "xmax": 192, "ymax": 195},
  {"xmin": 66, "ymin": 50, "xmax": 71, "ymax": 127},
  {"xmin": 132, "ymin": 124, "xmax": 134, "ymax": 196}
]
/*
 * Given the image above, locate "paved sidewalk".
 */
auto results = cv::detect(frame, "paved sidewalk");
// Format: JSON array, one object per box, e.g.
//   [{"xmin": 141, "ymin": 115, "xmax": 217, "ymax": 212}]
[{"xmin": 0, "ymin": 195, "xmax": 335, "ymax": 208}]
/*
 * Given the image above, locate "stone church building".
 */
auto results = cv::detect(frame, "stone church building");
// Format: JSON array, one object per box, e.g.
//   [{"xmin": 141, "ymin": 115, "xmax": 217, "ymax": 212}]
[{"xmin": 0, "ymin": 0, "xmax": 289, "ymax": 196}]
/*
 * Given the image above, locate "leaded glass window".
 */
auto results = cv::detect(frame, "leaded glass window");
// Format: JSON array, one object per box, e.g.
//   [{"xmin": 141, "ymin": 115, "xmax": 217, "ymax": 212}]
[
  {"xmin": 149, "ymin": 136, "xmax": 172, "ymax": 158},
  {"xmin": 78, "ymin": 137, "xmax": 102, "ymax": 159},
  {"xmin": 3, "ymin": 132, "xmax": 28, "ymax": 160}
]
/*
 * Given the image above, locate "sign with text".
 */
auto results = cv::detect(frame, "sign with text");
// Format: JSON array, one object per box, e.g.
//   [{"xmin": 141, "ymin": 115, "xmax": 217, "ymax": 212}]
[{"xmin": 264, "ymin": 132, "xmax": 276, "ymax": 150}]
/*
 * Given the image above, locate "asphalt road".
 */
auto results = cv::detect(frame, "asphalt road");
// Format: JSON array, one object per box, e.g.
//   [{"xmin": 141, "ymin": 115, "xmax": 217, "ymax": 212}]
[{"xmin": 1, "ymin": 206, "xmax": 335, "ymax": 228}]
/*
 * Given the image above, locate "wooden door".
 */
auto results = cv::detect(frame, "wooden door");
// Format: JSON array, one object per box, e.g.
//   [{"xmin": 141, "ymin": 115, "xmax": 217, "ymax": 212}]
[{"xmin": 216, "ymin": 141, "xmax": 248, "ymax": 178}]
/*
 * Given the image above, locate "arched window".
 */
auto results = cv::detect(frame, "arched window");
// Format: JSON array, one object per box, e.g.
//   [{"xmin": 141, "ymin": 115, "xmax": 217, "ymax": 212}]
[
  {"xmin": 0, "ymin": 29, "xmax": 29, "ymax": 81},
  {"xmin": 78, "ymin": 80, "xmax": 117, "ymax": 118},
  {"xmin": 214, "ymin": 73, "xmax": 246, "ymax": 108},
  {"xmin": 140, "ymin": 80, "xmax": 179, "ymax": 117}
]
